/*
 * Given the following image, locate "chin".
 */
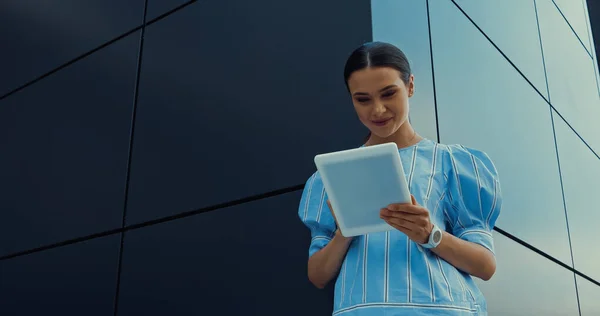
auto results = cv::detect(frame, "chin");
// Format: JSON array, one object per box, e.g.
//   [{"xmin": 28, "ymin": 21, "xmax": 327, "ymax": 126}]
[
  {"xmin": 370, "ymin": 129, "xmax": 396, "ymax": 139},
  {"xmin": 371, "ymin": 125, "xmax": 399, "ymax": 138}
]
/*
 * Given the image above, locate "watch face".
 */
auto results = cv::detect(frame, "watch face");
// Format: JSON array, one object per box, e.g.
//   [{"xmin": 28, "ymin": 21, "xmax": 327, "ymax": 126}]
[{"xmin": 433, "ymin": 230, "xmax": 442, "ymax": 243}]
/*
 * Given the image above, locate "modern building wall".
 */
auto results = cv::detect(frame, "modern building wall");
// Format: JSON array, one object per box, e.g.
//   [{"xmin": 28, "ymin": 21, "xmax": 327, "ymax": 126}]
[{"xmin": 0, "ymin": 0, "xmax": 598, "ymax": 315}]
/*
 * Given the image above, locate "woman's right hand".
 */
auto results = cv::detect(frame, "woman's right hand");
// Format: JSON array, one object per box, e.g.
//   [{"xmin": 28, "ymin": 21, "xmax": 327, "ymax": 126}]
[{"xmin": 308, "ymin": 200, "xmax": 354, "ymax": 289}]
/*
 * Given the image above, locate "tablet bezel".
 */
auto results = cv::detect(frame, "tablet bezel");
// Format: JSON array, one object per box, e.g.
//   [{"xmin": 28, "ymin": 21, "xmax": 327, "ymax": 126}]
[{"xmin": 314, "ymin": 142, "xmax": 412, "ymax": 237}]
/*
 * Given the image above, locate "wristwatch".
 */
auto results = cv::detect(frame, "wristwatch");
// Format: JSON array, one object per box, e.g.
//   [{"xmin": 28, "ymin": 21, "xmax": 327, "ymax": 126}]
[{"xmin": 420, "ymin": 224, "xmax": 443, "ymax": 249}]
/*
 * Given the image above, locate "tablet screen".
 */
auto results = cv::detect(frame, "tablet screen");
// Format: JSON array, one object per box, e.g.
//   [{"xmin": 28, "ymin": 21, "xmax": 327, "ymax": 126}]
[{"xmin": 318, "ymin": 147, "xmax": 411, "ymax": 236}]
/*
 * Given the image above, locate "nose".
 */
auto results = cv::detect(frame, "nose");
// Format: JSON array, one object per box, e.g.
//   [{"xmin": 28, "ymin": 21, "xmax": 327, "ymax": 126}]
[{"xmin": 373, "ymin": 101, "xmax": 386, "ymax": 115}]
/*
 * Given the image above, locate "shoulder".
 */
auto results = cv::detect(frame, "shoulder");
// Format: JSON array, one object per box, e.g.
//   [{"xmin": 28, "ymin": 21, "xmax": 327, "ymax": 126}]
[
  {"xmin": 302, "ymin": 171, "xmax": 323, "ymax": 192},
  {"xmin": 438, "ymin": 143, "xmax": 499, "ymax": 178},
  {"xmin": 299, "ymin": 171, "xmax": 325, "ymax": 207}
]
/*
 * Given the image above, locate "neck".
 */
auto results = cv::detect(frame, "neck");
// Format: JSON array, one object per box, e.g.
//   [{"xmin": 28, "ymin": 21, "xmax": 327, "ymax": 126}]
[{"xmin": 366, "ymin": 122, "xmax": 423, "ymax": 149}]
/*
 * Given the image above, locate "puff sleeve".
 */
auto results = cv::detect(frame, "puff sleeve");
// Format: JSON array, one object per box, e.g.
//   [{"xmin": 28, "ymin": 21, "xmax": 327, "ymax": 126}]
[
  {"xmin": 443, "ymin": 145, "xmax": 503, "ymax": 255},
  {"xmin": 298, "ymin": 172, "xmax": 337, "ymax": 258}
]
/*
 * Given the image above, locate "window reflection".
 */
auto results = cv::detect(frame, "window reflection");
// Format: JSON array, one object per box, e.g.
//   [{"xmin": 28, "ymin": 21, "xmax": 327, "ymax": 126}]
[
  {"xmin": 537, "ymin": 0, "xmax": 600, "ymax": 155},
  {"xmin": 454, "ymin": 0, "xmax": 548, "ymax": 98},
  {"xmin": 552, "ymin": 0, "xmax": 592, "ymax": 53},
  {"xmin": 429, "ymin": 0, "xmax": 572, "ymax": 265},
  {"xmin": 371, "ymin": 0, "xmax": 437, "ymax": 141},
  {"xmin": 577, "ymin": 276, "xmax": 600, "ymax": 316},
  {"xmin": 475, "ymin": 232, "xmax": 579, "ymax": 316},
  {"xmin": 553, "ymin": 111, "xmax": 600, "ymax": 282}
]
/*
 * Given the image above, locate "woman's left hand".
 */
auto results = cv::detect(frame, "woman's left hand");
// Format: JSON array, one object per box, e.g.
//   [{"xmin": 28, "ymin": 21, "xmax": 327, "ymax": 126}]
[{"xmin": 380, "ymin": 195, "xmax": 433, "ymax": 244}]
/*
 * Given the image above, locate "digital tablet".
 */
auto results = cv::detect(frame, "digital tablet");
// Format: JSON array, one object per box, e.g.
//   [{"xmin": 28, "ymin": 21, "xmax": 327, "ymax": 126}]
[{"xmin": 314, "ymin": 142, "xmax": 412, "ymax": 237}]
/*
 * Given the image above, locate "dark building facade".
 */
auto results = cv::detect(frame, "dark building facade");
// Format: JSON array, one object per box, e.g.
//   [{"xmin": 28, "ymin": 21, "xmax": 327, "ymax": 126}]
[{"xmin": 1, "ymin": 0, "xmax": 599, "ymax": 315}]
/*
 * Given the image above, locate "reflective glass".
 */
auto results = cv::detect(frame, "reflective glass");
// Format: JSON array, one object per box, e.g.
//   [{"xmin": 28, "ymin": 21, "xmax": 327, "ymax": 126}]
[
  {"xmin": 474, "ymin": 231, "xmax": 580, "ymax": 316},
  {"xmin": 553, "ymin": 111, "xmax": 600, "ymax": 282},
  {"xmin": 582, "ymin": 0, "xmax": 600, "ymax": 104},
  {"xmin": 453, "ymin": 0, "xmax": 548, "ymax": 98},
  {"xmin": 126, "ymin": 0, "xmax": 373, "ymax": 224},
  {"xmin": 429, "ymin": 0, "xmax": 572, "ymax": 265},
  {"xmin": 371, "ymin": 0, "xmax": 437, "ymax": 141},
  {"xmin": 117, "ymin": 191, "xmax": 334, "ymax": 315},
  {"xmin": 553, "ymin": 0, "xmax": 592, "ymax": 52},
  {"xmin": 537, "ymin": 0, "xmax": 600, "ymax": 155},
  {"xmin": 0, "ymin": 34, "xmax": 140, "ymax": 256},
  {"xmin": 577, "ymin": 276, "xmax": 600, "ymax": 316}
]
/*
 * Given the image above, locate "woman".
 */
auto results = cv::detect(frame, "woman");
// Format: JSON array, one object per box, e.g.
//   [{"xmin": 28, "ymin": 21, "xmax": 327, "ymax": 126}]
[{"xmin": 298, "ymin": 41, "xmax": 502, "ymax": 316}]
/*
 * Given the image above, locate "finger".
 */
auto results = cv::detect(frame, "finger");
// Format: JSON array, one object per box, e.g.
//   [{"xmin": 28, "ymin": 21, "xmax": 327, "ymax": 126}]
[
  {"xmin": 380, "ymin": 208, "xmax": 417, "ymax": 223},
  {"xmin": 387, "ymin": 222, "xmax": 411, "ymax": 235},
  {"xmin": 385, "ymin": 204, "xmax": 426, "ymax": 215},
  {"xmin": 382, "ymin": 216, "xmax": 418, "ymax": 232},
  {"xmin": 411, "ymin": 194, "xmax": 418, "ymax": 206}
]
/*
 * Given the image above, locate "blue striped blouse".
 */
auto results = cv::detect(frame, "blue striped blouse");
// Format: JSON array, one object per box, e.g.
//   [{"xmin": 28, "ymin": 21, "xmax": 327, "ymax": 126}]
[{"xmin": 298, "ymin": 139, "xmax": 502, "ymax": 316}]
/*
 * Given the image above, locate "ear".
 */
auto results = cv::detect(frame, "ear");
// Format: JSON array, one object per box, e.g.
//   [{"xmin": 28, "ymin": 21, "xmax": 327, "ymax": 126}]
[{"xmin": 408, "ymin": 74, "xmax": 415, "ymax": 97}]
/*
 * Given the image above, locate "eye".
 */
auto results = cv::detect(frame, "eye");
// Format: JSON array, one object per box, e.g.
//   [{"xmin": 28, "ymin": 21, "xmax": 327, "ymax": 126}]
[
  {"xmin": 355, "ymin": 97, "xmax": 370, "ymax": 103},
  {"xmin": 381, "ymin": 90, "xmax": 397, "ymax": 98}
]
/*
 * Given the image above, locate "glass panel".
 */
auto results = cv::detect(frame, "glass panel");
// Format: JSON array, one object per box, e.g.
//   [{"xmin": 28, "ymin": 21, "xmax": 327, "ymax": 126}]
[
  {"xmin": 537, "ymin": 0, "xmax": 600, "ymax": 155},
  {"xmin": 126, "ymin": 0, "xmax": 372, "ymax": 224},
  {"xmin": 0, "ymin": 235, "xmax": 120, "ymax": 315},
  {"xmin": 474, "ymin": 231, "xmax": 580, "ymax": 315},
  {"xmin": 553, "ymin": 110, "xmax": 600, "ymax": 282},
  {"xmin": 429, "ymin": 0, "xmax": 572, "ymax": 265},
  {"xmin": 577, "ymin": 275, "xmax": 600, "ymax": 316},
  {"xmin": 0, "ymin": 0, "xmax": 144, "ymax": 95},
  {"xmin": 0, "ymin": 33, "xmax": 140, "ymax": 256},
  {"xmin": 553, "ymin": 0, "xmax": 592, "ymax": 52},
  {"xmin": 582, "ymin": 0, "xmax": 600, "ymax": 104},
  {"xmin": 117, "ymin": 191, "xmax": 334, "ymax": 315},
  {"xmin": 371, "ymin": 0, "xmax": 437, "ymax": 141},
  {"xmin": 453, "ymin": 0, "xmax": 548, "ymax": 98}
]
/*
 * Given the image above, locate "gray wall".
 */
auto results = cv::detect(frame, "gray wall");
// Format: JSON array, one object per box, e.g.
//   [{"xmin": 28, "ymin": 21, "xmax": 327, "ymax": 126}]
[{"xmin": 1, "ymin": 0, "xmax": 600, "ymax": 315}]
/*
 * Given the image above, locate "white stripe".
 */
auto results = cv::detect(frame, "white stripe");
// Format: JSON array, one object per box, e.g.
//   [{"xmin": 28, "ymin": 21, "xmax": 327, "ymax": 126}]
[
  {"xmin": 436, "ymin": 257, "xmax": 453, "ymax": 301},
  {"xmin": 445, "ymin": 189, "xmax": 467, "ymax": 230},
  {"xmin": 332, "ymin": 302, "xmax": 477, "ymax": 315},
  {"xmin": 458, "ymin": 230, "xmax": 493, "ymax": 239},
  {"xmin": 315, "ymin": 188, "xmax": 326, "ymax": 222},
  {"xmin": 447, "ymin": 146, "xmax": 463, "ymax": 199},
  {"xmin": 486, "ymin": 179, "xmax": 499, "ymax": 229},
  {"xmin": 454, "ymin": 269, "xmax": 468, "ymax": 301},
  {"xmin": 302, "ymin": 173, "xmax": 317, "ymax": 221},
  {"xmin": 407, "ymin": 144, "xmax": 419, "ymax": 303},
  {"xmin": 339, "ymin": 258, "xmax": 347, "ymax": 308},
  {"xmin": 417, "ymin": 245, "xmax": 435, "ymax": 302},
  {"xmin": 407, "ymin": 238, "xmax": 412, "ymax": 302},
  {"xmin": 348, "ymin": 243, "xmax": 361, "ymax": 306},
  {"xmin": 384, "ymin": 231, "xmax": 390, "ymax": 302},
  {"xmin": 432, "ymin": 192, "xmax": 446, "ymax": 219},
  {"xmin": 362, "ymin": 235, "xmax": 369, "ymax": 303},
  {"xmin": 425, "ymin": 144, "xmax": 439, "ymax": 203},
  {"xmin": 408, "ymin": 145, "xmax": 418, "ymax": 191},
  {"xmin": 465, "ymin": 149, "xmax": 483, "ymax": 221},
  {"xmin": 311, "ymin": 236, "xmax": 332, "ymax": 243},
  {"xmin": 460, "ymin": 274, "xmax": 476, "ymax": 302}
]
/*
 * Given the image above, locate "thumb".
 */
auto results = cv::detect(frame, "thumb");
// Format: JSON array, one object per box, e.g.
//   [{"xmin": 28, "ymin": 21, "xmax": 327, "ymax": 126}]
[{"xmin": 411, "ymin": 194, "xmax": 418, "ymax": 205}]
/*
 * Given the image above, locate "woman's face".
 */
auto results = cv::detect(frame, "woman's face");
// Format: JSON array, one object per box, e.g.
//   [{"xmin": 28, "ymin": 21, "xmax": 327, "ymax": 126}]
[{"xmin": 347, "ymin": 67, "xmax": 414, "ymax": 139}]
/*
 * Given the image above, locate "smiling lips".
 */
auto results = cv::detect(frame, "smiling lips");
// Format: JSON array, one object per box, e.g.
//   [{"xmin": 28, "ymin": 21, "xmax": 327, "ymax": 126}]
[{"xmin": 372, "ymin": 117, "xmax": 393, "ymax": 126}]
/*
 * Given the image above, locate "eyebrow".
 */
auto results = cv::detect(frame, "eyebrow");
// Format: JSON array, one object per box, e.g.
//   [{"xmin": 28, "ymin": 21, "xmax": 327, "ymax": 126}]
[{"xmin": 352, "ymin": 85, "xmax": 397, "ymax": 96}]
